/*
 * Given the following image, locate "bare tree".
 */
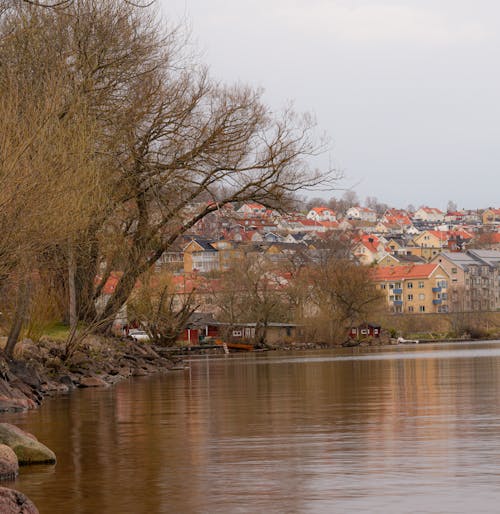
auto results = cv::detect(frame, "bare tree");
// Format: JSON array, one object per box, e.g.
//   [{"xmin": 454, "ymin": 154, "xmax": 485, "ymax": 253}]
[
  {"xmin": 305, "ymin": 257, "xmax": 384, "ymax": 344},
  {"xmin": 209, "ymin": 254, "xmax": 292, "ymax": 345},
  {"xmin": 128, "ymin": 271, "xmax": 199, "ymax": 346},
  {"xmin": 0, "ymin": 0, "xmax": 337, "ymax": 346}
]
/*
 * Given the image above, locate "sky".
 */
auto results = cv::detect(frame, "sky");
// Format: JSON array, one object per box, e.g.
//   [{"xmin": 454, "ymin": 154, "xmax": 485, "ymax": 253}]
[{"xmin": 159, "ymin": 0, "xmax": 500, "ymax": 210}]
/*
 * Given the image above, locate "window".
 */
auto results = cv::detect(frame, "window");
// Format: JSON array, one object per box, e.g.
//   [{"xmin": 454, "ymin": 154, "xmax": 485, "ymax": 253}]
[
  {"xmin": 419, "ymin": 293, "xmax": 425, "ymax": 300},
  {"xmin": 408, "ymin": 306, "xmax": 414, "ymax": 312},
  {"xmin": 451, "ymin": 267, "xmax": 457, "ymax": 274},
  {"xmin": 407, "ymin": 294, "xmax": 414, "ymax": 301},
  {"xmin": 419, "ymin": 305, "xmax": 426, "ymax": 312},
  {"xmin": 380, "ymin": 284, "xmax": 386, "ymax": 289},
  {"xmin": 407, "ymin": 282, "xmax": 413, "ymax": 289},
  {"xmin": 418, "ymin": 281, "xmax": 425, "ymax": 288}
]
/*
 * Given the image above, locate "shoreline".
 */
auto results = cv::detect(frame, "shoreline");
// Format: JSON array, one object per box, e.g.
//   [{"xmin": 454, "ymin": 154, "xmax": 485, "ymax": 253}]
[
  {"xmin": 0, "ymin": 336, "xmax": 179, "ymax": 414},
  {"xmin": 0, "ymin": 335, "xmax": 498, "ymax": 415}
]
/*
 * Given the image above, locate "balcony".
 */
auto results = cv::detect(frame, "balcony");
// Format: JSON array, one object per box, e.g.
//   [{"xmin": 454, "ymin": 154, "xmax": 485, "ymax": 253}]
[
  {"xmin": 433, "ymin": 299, "xmax": 442, "ymax": 305},
  {"xmin": 393, "ymin": 288, "xmax": 403, "ymax": 294},
  {"xmin": 393, "ymin": 300, "xmax": 403, "ymax": 306},
  {"xmin": 432, "ymin": 287, "xmax": 442, "ymax": 293}
]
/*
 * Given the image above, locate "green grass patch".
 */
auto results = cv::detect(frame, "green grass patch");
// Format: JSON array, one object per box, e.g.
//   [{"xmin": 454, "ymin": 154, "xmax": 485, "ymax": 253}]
[{"xmin": 41, "ymin": 322, "xmax": 70, "ymax": 341}]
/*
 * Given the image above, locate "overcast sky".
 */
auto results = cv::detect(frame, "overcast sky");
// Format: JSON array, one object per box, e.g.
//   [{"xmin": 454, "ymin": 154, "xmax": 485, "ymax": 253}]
[{"xmin": 159, "ymin": 0, "xmax": 500, "ymax": 210}]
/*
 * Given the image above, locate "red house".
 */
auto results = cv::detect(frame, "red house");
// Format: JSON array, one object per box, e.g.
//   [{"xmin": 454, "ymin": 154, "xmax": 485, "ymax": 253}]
[{"xmin": 349, "ymin": 323, "xmax": 381, "ymax": 339}]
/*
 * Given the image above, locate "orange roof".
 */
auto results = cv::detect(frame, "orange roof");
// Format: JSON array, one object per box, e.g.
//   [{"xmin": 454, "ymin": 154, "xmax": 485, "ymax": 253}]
[
  {"xmin": 98, "ymin": 271, "xmax": 124, "ymax": 295},
  {"xmin": 300, "ymin": 219, "xmax": 323, "ymax": 226},
  {"xmin": 371, "ymin": 264, "xmax": 440, "ymax": 281},
  {"xmin": 426, "ymin": 230, "xmax": 449, "ymax": 241},
  {"xmin": 311, "ymin": 206, "xmax": 330, "ymax": 212}
]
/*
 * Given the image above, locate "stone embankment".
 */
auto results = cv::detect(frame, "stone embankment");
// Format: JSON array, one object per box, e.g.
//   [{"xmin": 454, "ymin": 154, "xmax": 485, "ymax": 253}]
[{"xmin": 0, "ymin": 336, "xmax": 178, "ymax": 413}]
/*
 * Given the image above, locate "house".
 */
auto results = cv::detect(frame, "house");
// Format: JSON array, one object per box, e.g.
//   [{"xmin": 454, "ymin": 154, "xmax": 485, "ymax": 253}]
[
  {"xmin": 180, "ymin": 312, "xmax": 221, "ymax": 345},
  {"xmin": 296, "ymin": 218, "xmax": 327, "ymax": 233},
  {"xmin": 482, "ymin": 208, "xmax": 500, "ymax": 225},
  {"xmin": 349, "ymin": 323, "xmax": 381, "ymax": 339},
  {"xmin": 236, "ymin": 203, "xmax": 267, "ymax": 216},
  {"xmin": 306, "ymin": 206, "xmax": 337, "ymax": 222},
  {"xmin": 155, "ymin": 240, "xmax": 184, "ymax": 274},
  {"xmin": 345, "ymin": 206, "xmax": 377, "ymax": 222},
  {"xmin": 377, "ymin": 252, "xmax": 426, "ymax": 267},
  {"xmin": 412, "ymin": 230, "xmax": 449, "ymax": 260},
  {"xmin": 353, "ymin": 234, "xmax": 385, "ymax": 265},
  {"xmin": 375, "ymin": 222, "xmax": 404, "ymax": 235},
  {"xmin": 413, "ymin": 207, "xmax": 445, "ymax": 223},
  {"xmin": 445, "ymin": 211, "xmax": 467, "ymax": 223},
  {"xmin": 183, "ymin": 238, "xmax": 219, "ymax": 273},
  {"xmin": 214, "ymin": 322, "xmax": 300, "ymax": 345},
  {"xmin": 381, "ymin": 209, "xmax": 413, "ymax": 228},
  {"xmin": 371, "ymin": 263, "xmax": 451, "ymax": 314},
  {"xmin": 431, "ymin": 250, "xmax": 500, "ymax": 312}
]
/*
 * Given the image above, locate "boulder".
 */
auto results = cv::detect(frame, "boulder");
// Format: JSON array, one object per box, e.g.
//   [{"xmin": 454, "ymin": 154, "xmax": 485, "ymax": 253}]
[
  {"xmin": 58, "ymin": 375, "xmax": 76, "ymax": 389},
  {"xmin": 0, "ymin": 487, "xmax": 39, "ymax": 513},
  {"xmin": 0, "ymin": 445, "xmax": 18, "ymax": 480},
  {"xmin": 78, "ymin": 376, "xmax": 109, "ymax": 388},
  {"xmin": 0, "ymin": 424, "xmax": 56, "ymax": 465}
]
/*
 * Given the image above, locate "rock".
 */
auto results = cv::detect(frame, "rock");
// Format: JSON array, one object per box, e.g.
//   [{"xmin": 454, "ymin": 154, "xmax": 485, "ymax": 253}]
[
  {"xmin": 59, "ymin": 375, "xmax": 75, "ymax": 388},
  {"xmin": 41, "ymin": 382, "xmax": 69, "ymax": 394},
  {"xmin": 0, "ymin": 424, "xmax": 56, "ymax": 465},
  {"xmin": 78, "ymin": 377, "xmax": 109, "ymax": 388},
  {"xmin": 131, "ymin": 368, "xmax": 149, "ymax": 377},
  {"xmin": 0, "ymin": 400, "xmax": 27, "ymax": 413},
  {"xmin": 7, "ymin": 362, "xmax": 41, "ymax": 390},
  {"xmin": 0, "ymin": 445, "xmax": 19, "ymax": 480},
  {"xmin": 0, "ymin": 487, "xmax": 39, "ymax": 513}
]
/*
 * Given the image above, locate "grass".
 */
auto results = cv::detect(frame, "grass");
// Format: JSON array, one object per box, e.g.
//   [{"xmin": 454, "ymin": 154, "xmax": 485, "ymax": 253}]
[{"xmin": 40, "ymin": 322, "xmax": 70, "ymax": 342}]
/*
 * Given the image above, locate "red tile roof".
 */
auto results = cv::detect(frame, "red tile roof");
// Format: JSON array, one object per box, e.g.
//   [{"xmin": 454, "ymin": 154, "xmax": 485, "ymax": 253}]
[{"xmin": 371, "ymin": 264, "xmax": 440, "ymax": 281}]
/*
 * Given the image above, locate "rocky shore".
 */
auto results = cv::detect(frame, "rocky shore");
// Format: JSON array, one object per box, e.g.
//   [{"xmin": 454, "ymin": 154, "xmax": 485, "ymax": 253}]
[{"xmin": 0, "ymin": 336, "xmax": 179, "ymax": 414}]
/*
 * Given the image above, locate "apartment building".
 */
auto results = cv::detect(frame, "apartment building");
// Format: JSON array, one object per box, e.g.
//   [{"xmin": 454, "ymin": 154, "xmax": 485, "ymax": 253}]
[
  {"xmin": 372, "ymin": 264, "xmax": 450, "ymax": 314},
  {"xmin": 432, "ymin": 250, "xmax": 500, "ymax": 312}
]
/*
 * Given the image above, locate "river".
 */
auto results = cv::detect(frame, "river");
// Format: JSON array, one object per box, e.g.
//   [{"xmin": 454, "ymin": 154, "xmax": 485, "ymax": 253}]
[{"xmin": 3, "ymin": 341, "xmax": 500, "ymax": 513}]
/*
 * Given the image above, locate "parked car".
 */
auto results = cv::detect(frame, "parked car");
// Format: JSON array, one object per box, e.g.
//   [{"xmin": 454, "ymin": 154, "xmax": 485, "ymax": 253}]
[{"xmin": 128, "ymin": 329, "xmax": 150, "ymax": 342}]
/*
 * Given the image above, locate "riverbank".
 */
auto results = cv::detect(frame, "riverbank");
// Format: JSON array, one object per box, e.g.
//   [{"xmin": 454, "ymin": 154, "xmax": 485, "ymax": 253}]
[
  {"xmin": 0, "ymin": 336, "xmax": 178, "ymax": 413},
  {"xmin": 1, "ymin": 332, "xmax": 498, "ymax": 414}
]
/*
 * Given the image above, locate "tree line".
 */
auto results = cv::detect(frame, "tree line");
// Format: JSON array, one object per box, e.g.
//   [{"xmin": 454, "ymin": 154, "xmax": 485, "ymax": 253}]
[{"xmin": 0, "ymin": 0, "xmax": 336, "ymax": 356}]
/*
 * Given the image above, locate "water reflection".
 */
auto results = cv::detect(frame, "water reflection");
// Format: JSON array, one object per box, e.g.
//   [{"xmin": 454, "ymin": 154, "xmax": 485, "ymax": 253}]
[{"xmin": 3, "ymin": 342, "xmax": 500, "ymax": 513}]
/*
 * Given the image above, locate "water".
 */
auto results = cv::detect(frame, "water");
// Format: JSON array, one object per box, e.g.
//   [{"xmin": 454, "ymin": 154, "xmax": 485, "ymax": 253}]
[{"xmin": 3, "ymin": 341, "xmax": 500, "ymax": 513}]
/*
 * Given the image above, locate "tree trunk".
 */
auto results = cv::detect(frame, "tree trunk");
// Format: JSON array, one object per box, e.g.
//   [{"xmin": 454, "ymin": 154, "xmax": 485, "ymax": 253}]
[
  {"xmin": 4, "ymin": 278, "xmax": 30, "ymax": 358},
  {"xmin": 68, "ymin": 245, "xmax": 77, "ymax": 331},
  {"xmin": 96, "ymin": 261, "xmax": 143, "ymax": 333}
]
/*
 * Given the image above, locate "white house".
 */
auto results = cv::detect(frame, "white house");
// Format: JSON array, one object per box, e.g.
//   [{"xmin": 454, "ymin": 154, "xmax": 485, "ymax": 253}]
[
  {"xmin": 236, "ymin": 203, "xmax": 267, "ymax": 216},
  {"xmin": 306, "ymin": 206, "xmax": 336, "ymax": 222},
  {"xmin": 413, "ymin": 207, "xmax": 445, "ymax": 223},
  {"xmin": 345, "ymin": 206, "xmax": 377, "ymax": 222}
]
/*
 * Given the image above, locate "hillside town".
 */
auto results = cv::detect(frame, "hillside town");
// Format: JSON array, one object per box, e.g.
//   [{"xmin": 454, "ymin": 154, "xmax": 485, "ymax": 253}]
[{"xmin": 116, "ymin": 200, "xmax": 500, "ymax": 345}]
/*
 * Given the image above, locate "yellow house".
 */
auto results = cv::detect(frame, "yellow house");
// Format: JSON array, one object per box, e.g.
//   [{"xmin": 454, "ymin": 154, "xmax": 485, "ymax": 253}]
[
  {"xmin": 183, "ymin": 239, "xmax": 219, "ymax": 273},
  {"xmin": 411, "ymin": 230, "xmax": 448, "ymax": 261},
  {"xmin": 371, "ymin": 263, "xmax": 450, "ymax": 314},
  {"xmin": 482, "ymin": 208, "xmax": 500, "ymax": 225}
]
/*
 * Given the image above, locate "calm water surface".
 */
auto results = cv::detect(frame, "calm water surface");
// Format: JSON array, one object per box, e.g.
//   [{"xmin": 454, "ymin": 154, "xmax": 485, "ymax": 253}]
[{"xmin": 3, "ymin": 341, "xmax": 500, "ymax": 513}]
